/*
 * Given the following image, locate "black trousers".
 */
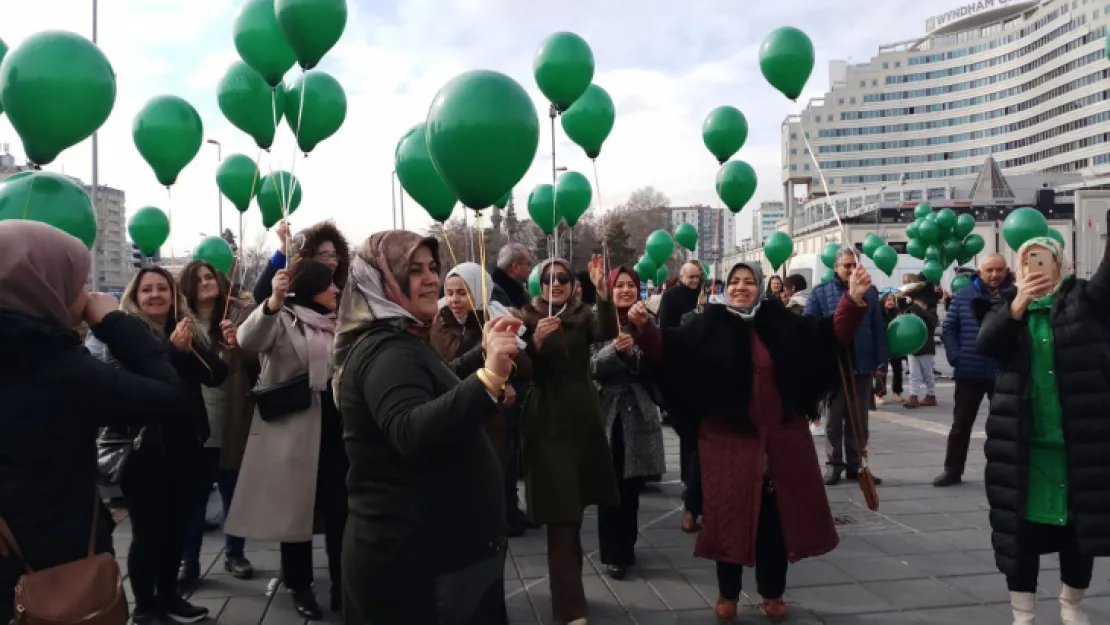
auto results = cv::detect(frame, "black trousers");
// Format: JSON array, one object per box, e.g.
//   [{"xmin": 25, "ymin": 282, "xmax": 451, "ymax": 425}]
[
  {"xmin": 598, "ymin": 414, "xmax": 642, "ymax": 566},
  {"xmin": 504, "ymin": 425, "xmax": 525, "ymax": 518},
  {"xmin": 684, "ymin": 451, "xmax": 702, "ymax": 516},
  {"xmin": 715, "ymin": 481, "xmax": 788, "ymax": 601},
  {"xmin": 943, "ymin": 379, "xmax": 994, "ymax": 476},
  {"xmin": 679, "ymin": 426, "xmax": 697, "ymax": 485},
  {"xmin": 1006, "ymin": 522, "xmax": 1094, "ymax": 592},
  {"xmin": 889, "ymin": 358, "xmax": 904, "ymax": 396},
  {"xmin": 120, "ymin": 438, "xmax": 203, "ymax": 612},
  {"xmin": 826, "ymin": 374, "xmax": 872, "ymax": 471},
  {"xmin": 281, "ymin": 398, "xmax": 349, "ymax": 593}
]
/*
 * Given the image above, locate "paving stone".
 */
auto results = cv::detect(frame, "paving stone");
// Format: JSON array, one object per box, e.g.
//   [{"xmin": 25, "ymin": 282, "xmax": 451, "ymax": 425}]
[
  {"xmin": 829, "ymin": 554, "xmax": 926, "ymax": 583},
  {"xmin": 637, "ymin": 569, "xmax": 709, "ymax": 611},
  {"xmin": 861, "ymin": 578, "xmax": 978, "ymax": 610},
  {"xmin": 862, "ymin": 532, "xmax": 954, "ymax": 556},
  {"xmin": 217, "ymin": 596, "xmax": 273, "ymax": 624},
  {"xmin": 787, "ymin": 583, "xmax": 893, "ymax": 615},
  {"xmin": 937, "ymin": 573, "xmax": 1011, "ymax": 604},
  {"xmin": 822, "ymin": 612, "xmax": 923, "ymax": 624},
  {"xmin": 598, "ymin": 575, "xmax": 669, "ymax": 613},
  {"xmin": 928, "ymin": 527, "xmax": 992, "ymax": 551},
  {"xmin": 899, "ymin": 550, "xmax": 998, "ymax": 577},
  {"xmin": 886, "ymin": 512, "xmax": 975, "ymax": 532},
  {"xmin": 904, "ymin": 605, "xmax": 1011, "ymax": 624}
]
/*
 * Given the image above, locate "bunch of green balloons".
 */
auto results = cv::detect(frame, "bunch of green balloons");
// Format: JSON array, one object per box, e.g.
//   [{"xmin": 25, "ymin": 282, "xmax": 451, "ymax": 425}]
[
  {"xmin": 859, "ymin": 233, "xmax": 898, "ymax": 277},
  {"xmin": 904, "ymin": 203, "xmax": 983, "ymax": 284}
]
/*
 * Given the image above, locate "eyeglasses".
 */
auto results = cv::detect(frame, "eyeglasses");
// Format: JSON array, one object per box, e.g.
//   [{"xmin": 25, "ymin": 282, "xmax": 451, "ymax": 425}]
[
  {"xmin": 541, "ymin": 273, "xmax": 572, "ymax": 286},
  {"xmin": 314, "ymin": 251, "xmax": 339, "ymax": 262},
  {"xmin": 838, "ymin": 263, "xmax": 857, "ymax": 270}
]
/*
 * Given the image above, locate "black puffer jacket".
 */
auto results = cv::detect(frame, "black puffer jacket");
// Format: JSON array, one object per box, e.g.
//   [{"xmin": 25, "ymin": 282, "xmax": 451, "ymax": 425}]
[
  {"xmin": 0, "ymin": 311, "xmax": 192, "ymax": 623},
  {"xmin": 976, "ymin": 246, "xmax": 1110, "ymax": 578}
]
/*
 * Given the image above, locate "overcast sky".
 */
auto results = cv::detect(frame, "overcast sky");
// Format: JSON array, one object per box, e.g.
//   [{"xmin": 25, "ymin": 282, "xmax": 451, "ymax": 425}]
[{"xmin": 1, "ymin": 0, "xmax": 955, "ymax": 253}]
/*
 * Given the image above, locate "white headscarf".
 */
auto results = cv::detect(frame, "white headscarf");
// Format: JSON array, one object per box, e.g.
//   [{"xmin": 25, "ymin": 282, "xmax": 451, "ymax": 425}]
[{"xmin": 438, "ymin": 262, "xmax": 513, "ymax": 320}]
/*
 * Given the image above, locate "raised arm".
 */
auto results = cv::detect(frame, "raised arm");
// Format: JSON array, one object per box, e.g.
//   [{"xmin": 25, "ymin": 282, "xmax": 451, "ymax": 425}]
[
  {"xmin": 868, "ymin": 289, "xmax": 889, "ymax": 367},
  {"xmin": 251, "ymin": 253, "xmax": 282, "ymax": 304},
  {"xmin": 831, "ymin": 293, "xmax": 869, "ymax": 345},
  {"xmin": 360, "ymin": 338, "xmax": 497, "ymax": 459}
]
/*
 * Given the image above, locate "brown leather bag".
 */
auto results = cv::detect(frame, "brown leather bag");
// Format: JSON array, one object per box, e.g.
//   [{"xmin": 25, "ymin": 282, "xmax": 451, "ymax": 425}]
[{"xmin": 0, "ymin": 492, "xmax": 126, "ymax": 625}]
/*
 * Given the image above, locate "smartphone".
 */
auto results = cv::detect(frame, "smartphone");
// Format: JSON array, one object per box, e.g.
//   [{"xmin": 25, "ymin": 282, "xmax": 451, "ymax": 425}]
[{"xmin": 1026, "ymin": 250, "xmax": 1050, "ymax": 276}]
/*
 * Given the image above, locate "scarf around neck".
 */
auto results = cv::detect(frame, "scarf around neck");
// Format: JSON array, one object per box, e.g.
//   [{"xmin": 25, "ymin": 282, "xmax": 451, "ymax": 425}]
[
  {"xmin": 293, "ymin": 304, "xmax": 337, "ymax": 391},
  {"xmin": 723, "ymin": 261, "xmax": 765, "ymax": 320}
]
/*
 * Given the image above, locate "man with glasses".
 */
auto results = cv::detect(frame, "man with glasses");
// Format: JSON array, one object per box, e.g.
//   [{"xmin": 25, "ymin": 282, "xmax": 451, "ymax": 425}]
[{"xmin": 805, "ymin": 248, "xmax": 889, "ymax": 486}]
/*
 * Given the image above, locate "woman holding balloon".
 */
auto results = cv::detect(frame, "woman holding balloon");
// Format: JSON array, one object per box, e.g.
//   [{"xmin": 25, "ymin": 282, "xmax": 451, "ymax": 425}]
[{"xmin": 252, "ymin": 220, "xmax": 351, "ymax": 306}]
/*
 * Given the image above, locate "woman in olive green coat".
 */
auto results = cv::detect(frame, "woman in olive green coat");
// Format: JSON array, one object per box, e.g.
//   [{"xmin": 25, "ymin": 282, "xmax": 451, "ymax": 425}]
[{"xmin": 516, "ymin": 255, "xmax": 619, "ymax": 625}]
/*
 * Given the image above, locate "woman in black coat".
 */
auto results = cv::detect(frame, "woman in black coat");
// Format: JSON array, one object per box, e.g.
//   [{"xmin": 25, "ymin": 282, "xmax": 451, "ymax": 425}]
[
  {"xmin": 977, "ymin": 236, "xmax": 1110, "ymax": 625},
  {"xmin": 0, "ymin": 222, "xmax": 193, "ymax": 624},
  {"xmin": 87, "ymin": 267, "xmax": 229, "ymax": 625}
]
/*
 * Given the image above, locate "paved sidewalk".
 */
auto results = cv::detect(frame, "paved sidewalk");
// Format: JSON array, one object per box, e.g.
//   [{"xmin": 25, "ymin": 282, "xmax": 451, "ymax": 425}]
[{"xmin": 110, "ymin": 383, "xmax": 1110, "ymax": 623}]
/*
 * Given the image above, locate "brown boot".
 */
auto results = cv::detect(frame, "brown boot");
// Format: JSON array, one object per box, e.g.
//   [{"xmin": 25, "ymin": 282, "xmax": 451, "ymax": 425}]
[
  {"xmin": 921, "ymin": 395, "xmax": 937, "ymax": 407},
  {"xmin": 904, "ymin": 395, "xmax": 920, "ymax": 409},
  {"xmin": 715, "ymin": 597, "xmax": 738, "ymax": 620},
  {"xmin": 680, "ymin": 511, "xmax": 701, "ymax": 533},
  {"xmin": 762, "ymin": 598, "xmax": 787, "ymax": 621}
]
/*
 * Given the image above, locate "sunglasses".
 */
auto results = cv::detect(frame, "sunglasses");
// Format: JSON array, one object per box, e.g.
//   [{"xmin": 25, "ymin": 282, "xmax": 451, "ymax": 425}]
[
  {"xmin": 839, "ymin": 263, "xmax": 857, "ymax": 270},
  {"xmin": 541, "ymin": 273, "xmax": 572, "ymax": 286}
]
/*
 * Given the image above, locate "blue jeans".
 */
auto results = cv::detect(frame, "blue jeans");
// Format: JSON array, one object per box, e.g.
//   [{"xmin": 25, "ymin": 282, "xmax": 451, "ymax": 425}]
[{"xmin": 181, "ymin": 448, "xmax": 245, "ymax": 564}]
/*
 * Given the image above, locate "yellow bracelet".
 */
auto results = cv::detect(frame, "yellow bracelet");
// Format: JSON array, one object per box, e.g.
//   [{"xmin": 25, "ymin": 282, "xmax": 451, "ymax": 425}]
[
  {"xmin": 483, "ymin": 367, "xmax": 509, "ymax": 384},
  {"xmin": 477, "ymin": 369, "xmax": 506, "ymax": 396}
]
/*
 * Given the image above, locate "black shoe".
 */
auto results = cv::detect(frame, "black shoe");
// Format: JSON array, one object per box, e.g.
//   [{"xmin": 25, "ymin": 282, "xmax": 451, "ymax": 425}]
[
  {"xmin": 845, "ymin": 469, "xmax": 883, "ymax": 486},
  {"xmin": 506, "ymin": 518, "xmax": 526, "ymax": 538},
  {"xmin": 291, "ymin": 589, "xmax": 323, "ymax": 620},
  {"xmin": 224, "ymin": 555, "xmax": 254, "ymax": 579},
  {"xmin": 202, "ymin": 519, "xmax": 220, "ymax": 534},
  {"xmin": 606, "ymin": 564, "xmax": 627, "ymax": 580},
  {"xmin": 131, "ymin": 609, "xmax": 169, "ymax": 625},
  {"xmin": 164, "ymin": 596, "xmax": 209, "ymax": 624},
  {"xmin": 176, "ymin": 560, "xmax": 200, "ymax": 589},
  {"xmin": 823, "ymin": 466, "xmax": 842, "ymax": 486},
  {"xmin": 331, "ymin": 588, "xmax": 341, "ymax": 612},
  {"xmin": 933, "ymin": 471, "xmax": 962, "ymax": 487}
]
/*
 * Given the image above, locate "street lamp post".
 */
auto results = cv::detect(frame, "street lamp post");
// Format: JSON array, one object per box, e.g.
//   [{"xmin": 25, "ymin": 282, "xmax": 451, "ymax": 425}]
[
  {"xmin": 206, "ymin": 139, "xmax": 223, "ymax": 235},
  {"xmin": 392, "ymin": 170, "xmax": 406, "ymax": 230},
  {"xmin": 90, "ymin": 0, "xmax": 100, "ymax": 292}
]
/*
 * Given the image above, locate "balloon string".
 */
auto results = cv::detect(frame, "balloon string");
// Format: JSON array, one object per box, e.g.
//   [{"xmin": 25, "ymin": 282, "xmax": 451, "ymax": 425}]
[
  {"xmin": 246, "ymin": 148, "xmax": 263, "ymax": 202},
  {"xmin": 166, "ymin": 186, "xmax": 178, "ymax": 321},
  {"xmin": 284, "ymin": 69, "xmax": 308, "ymax": 220},
  {"xmin": 439, "ymin": 230, "xmax": 479, "ymax": 321},
  {"xmin": 798, "ymin": 118, "xmax": 854, "ymax": 258},
  {"xmin": 592, "ymin": 159, "xmax": 620, "ymax": 329},
  {"xmin": 20, "ymin": 175, "xmax": 37, "ymax": 219},
  {"xmin": 222, "ymin": 254, "xmax": 240, "ymax": 320},
  {"xmin": 477, "ymin": 211, "xmax": 490, "ymax": 329},
  {"xmin": 549, "ymin": 108, "xmax": 558, "ymax": 318},
  {"xmin": 547, "ymin": 234, "xmax": 554, "ymax": 317}
]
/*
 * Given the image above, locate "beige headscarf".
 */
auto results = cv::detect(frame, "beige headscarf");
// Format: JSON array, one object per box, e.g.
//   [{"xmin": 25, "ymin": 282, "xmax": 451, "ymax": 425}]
[
  {"xmin": 0, "ymin": 221, "xmax": 91, "ymax": 327},
  {"xmin": 1016, "ymin": 236, "xmax": 1070, "ymax": 294},
  {"xmin": 331, "ymin": 230, "xmax": 439, "ymax": 401}
]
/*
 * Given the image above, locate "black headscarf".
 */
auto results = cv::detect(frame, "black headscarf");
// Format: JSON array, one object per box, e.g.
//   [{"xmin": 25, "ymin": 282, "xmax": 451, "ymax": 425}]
[{"xmin": 289, "ymin": 259, "xmax": 334, "ymax": 314}]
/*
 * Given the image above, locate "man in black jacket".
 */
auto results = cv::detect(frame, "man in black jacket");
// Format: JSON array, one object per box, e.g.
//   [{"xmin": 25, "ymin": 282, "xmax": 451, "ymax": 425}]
[{"xmin": 491, "ymin": 242, "xmax": 535, "ymax": 535}]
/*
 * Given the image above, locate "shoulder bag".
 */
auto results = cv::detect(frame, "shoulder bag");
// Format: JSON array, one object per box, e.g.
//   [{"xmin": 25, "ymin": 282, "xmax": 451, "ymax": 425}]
[
  {"xmin": 95, "ymin": 428, "xmax": 146, "ymax": 486},
  {"xmin": 249, "ymin": 373, "xmax": 312, "ymax": 422}
]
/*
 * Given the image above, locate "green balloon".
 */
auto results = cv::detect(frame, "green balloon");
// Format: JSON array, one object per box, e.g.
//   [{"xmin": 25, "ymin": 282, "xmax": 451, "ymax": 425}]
[
  {"xmin": 820, "ymin": 268, "xmax": 835, "ymax": 284},
  {"xmin": 555, "ymin": 171, "xmax": 591, "ymax": 228},
  {"xmin": 0, "ymin": 172, "xmax": 96, "ymax": 249},
  {"xmin": 764, "ymin": 231, "xmax": 794, "ymax": 271},
  {"xmin": 132, "ymin": 95, "xmax": 204, "ymax": 187},
  {"xmin": 1002, "ymin": 207, "xmax": 1049, "ymax": 251},
  {"xmin": 216, "ymin": 154, "xmax": 260, "ymax": 213},
  {"xmin": 702, "ymin": 106, "xmax": 748, "ymax": 164},
  {"xmin": 234, "ymin": 0, "xmax": 296, "ymax": 87},
  {"xmin": 528, "ymin": 266, "xmax": 542, "ymax": 297},
  {"xmin": 758, "ymin": 27, "xmax": 815, "ymax": 101},
  {"xmin": 0, "ymin": 31, "xmax": 116, "ymax": 166},
  {"xmin": 218, "ymin": 61, "xmax": 286, "ymax": 150},
  {"xmin": 953, "ymin": 213, "xmax": 975, "ymax": 239},
  {"xmin": 914, "ymin": 203, "xmax": 933, "ymax": 219},
  {"xmin": 395, "ymin": 123, "xmax": 456, "ymax": 224},
  {"xmin": 906, "ymin": 238, "xmax": 926, "ymax": 260},
  {"xmin": 862, "ymin": 233, "xmax": 884, "ymax": 258},
  {"xmin": 942, "ymin": 237, "xmax": 962, "ymax": 263},
  {"xmin": 918, "ymin": 218, "xmax": 940, "ymax": 244},
  {"xmin": 675, "ymin": 223, "xmax": 698, "ymax": 252},
  {"xmin": 950, "ymin": 274, "xmax": 972, "ymax": 293},
  {"xmin": 634, "ymin": 257, "xmax": 657, "ymax": 283},
  {"xmin": 656, "ymin": 265, "xmax": 669, "ymax": 285},
  {"xmin": 820, "ymin": 243, "xmax": 841, "ymax": 269},
  {"xmin": 0, "ymin": 39, "xmax": 8, "ymax": 116},
  {"xmin": 887, "ymin": 314, "xmax": 929, "ymax": 357},
  {"xmin": 906, "ymin": 219, "xmax": 921, "ymax": 239},
  {"xmin": 922, "ymin": 259, "xmax": 943, "ymax": 284},
  {"xmin": 701, "ymin": 261, "xmax": 711, "ymax": 280},
  {"xmin": 257, "ymin": 171, "xmax": 302, "ymax": 229},
  {"xmin": 872, "ymin": 245, "xmax": 898, "ymax": 277},
  {"xmin": 494, "ymin": 191, "xmax": 511, "ymax": 210},
  {"xmin": 274, "ymin": 0, "xmax": 347, "ymax": 70},
  {"xmin": 935, "ymin": 208, "xmax": 956, "ymax": 233},
  {"xmin": 128, "ymin": 206, "xmax": 170, "ymax": 257},
  {"xmin": 716, "ymin": 160, "xmax": 757, "ymax": 214},
  {"xmin": 194, "ymin": 236, "xmax": 235, "ymax": 274},
  {"xmin": 924, "ymin": 244, "xmax": 941, "ymax": 263},
  {"xmin": 285, "ymin": 70, "xmax": 346, "ymax": 154},
  {"xmin": 426, "ymin": 70, "xmax": 540, "ymax": 210},
  {"xmin": 645, "ymin": 230, "xmax": 675, "ymax": 267},
  {"xmin": 962, "ymin": 233, "xmax": 986, "ymax": 257},
  {"xmin": 1048, "ymin": 227, "xmax": 1066, "ymax": 249},
  {"xmin": 560, "ymin": 84, "xmax": 614, "ymax": 159},
  {"xmin": 533, "ymin": 32, "xmax": 594, "ymax": 112},
  {"xmin": 527, "ymin": 184, "xmax": 557, "ymax": 235}
]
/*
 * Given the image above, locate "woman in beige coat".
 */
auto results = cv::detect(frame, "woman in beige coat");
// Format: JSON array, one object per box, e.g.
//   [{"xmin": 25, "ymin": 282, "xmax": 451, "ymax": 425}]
[{"xmin": 225, "ymin": 260, "xmax": 348, "ymax": 620}]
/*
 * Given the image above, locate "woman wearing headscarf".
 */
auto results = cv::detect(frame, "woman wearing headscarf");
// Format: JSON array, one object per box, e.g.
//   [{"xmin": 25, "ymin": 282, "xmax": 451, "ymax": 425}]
[
  {"xmin": 225, "ymin": 260, "xmax": 347, "ymax": 619},
  {"xmin": 333, "ymin": 231, "xmax": 521, "ymax": 625},
  {"xmin": 590, "ymin": 266, "xmax": 665, "ymax": 581},
  {"xmin": 253, "ymin": 220, "xmax": 351, "ymax": 305},
  {"xmin": 626, "ymin": 260, "xmax": 872, "ymax": 622},
  {"xmin": 176, "ymin": 260, "xmax": 258, "ymax": 587},
  {"xmin": 978, "ymin": 236, "xmax": 1110, "ymax": 625},
  {"xmin": 0, "ymin": 222, "xmax": 194, "ymax": 625},
  {"xmin": 431, "ymin": 262, "xmax": 528, "ymax": 459},
  {"xmin": 516, "ymin": 255, "xmax": 618, "ymax": 625},
  {"xmin": 86, "ymin": 265, "xmax": 229, "ymax": 624}
]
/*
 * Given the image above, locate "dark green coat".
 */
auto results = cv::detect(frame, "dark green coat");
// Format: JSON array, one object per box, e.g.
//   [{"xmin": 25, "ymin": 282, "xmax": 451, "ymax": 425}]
[{"xmin": 517, "ymin": 297, "xmax": 620, "ymax": 524}]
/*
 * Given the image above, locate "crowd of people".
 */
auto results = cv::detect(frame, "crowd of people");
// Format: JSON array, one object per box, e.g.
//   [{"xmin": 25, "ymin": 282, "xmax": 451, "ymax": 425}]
[{"xmin": 0, "ymin": 215, "xmax": 1108, "ymax": 625}]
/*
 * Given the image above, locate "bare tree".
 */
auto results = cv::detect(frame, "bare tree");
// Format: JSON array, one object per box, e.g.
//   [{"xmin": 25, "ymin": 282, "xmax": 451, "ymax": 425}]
[
  {"xmin": 238, "ymin": 232, "xmax": 273, "ymax": 294},
  {"xmin": 622, "ymin": 186, "xmax": 671, "ymax": 212}
]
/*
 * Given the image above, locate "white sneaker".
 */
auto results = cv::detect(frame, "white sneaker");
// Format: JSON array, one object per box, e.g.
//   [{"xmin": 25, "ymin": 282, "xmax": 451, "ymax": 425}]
[
  {"xmin": 1011, "ymin": 591, "xmax": 1036, "ymax": 624},
  {"xmin": 875, "ymin": 395, "xmax": 886, "ymax": 406},
  {"xmin": 810, "ymin": 422, "xmax": 826, "ymax": 436},
  {"xmin": 1061, "ymin": 584, "xmax": 1090, "ymax": 625}
]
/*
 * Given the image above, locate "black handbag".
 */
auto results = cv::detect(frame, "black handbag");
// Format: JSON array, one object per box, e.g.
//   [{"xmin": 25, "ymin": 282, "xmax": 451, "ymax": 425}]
[
  {"xmin": 249, "ymin": 373, "xmax": 312, "ymax": 422},
  {"xmin": 96, "ymin": 427, "xmax": 146, "ymax": 485}
]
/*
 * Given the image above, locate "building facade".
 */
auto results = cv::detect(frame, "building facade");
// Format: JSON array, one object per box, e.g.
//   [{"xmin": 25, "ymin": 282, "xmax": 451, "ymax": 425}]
[
  {"xmin": 754, "ymin": 201, "xmax": 787, "ymax": 244},
  {"xmin": 782, "ymin": 0, "xmax": 1110, "ymax": 228},
  {"xmin": 665, "ymin": 205, "xmax": 737, "ymax": 273}
]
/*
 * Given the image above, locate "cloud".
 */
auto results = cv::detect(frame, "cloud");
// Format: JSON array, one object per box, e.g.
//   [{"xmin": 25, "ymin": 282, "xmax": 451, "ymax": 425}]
[{"xmin": 0, "ymin": 0, "xmax": 948, "ymax": 253}]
